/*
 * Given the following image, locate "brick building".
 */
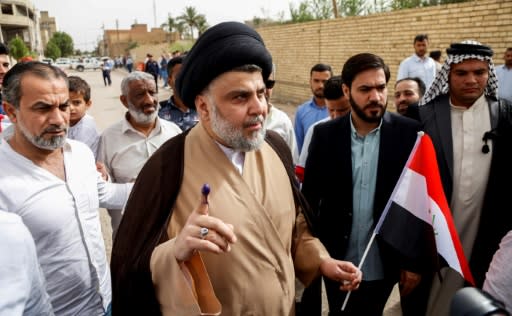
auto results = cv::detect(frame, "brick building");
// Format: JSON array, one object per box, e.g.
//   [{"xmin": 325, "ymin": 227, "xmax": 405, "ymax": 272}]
[{"xmin": 102, "ymin": 23, "xmax": 178, "ymax": 57}]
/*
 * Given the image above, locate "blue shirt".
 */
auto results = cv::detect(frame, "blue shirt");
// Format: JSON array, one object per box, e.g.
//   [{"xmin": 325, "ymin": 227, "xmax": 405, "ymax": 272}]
[
  {"xmin": 294, "ymin": 98, "xmax": 328, "ymax": 153},
  {"xmin": 496, "ymin": 65, "xmax": 512, "ymax": 102},
  {"xmin": 344, "ymin": 115, "xmax": 385, "ymax": 281},
  {"xmin": 158, "ymin": 96, "xmax": 198, "ymax": 131},
  {"xmin": 397, "ymin": 54, "xmax": 437, "ymax": 90}
]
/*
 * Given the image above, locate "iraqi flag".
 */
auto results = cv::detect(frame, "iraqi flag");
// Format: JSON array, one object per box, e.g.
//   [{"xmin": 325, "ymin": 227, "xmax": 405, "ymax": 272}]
[{"xmin": 375, "ymin": 132, "xmax": 474, "ymax": 285}]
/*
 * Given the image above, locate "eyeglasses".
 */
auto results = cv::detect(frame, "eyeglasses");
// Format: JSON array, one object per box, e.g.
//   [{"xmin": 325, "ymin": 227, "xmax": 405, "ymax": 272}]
[{"xmin": 266, "ymin": 80, "xmax": 276, "ymax": 89}]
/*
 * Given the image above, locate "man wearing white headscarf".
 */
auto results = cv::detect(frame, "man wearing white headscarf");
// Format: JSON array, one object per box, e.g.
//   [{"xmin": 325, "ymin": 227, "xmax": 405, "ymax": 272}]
[{"xmin": 417, "ymin": 40, "xmax": 512, "ymax": 315}]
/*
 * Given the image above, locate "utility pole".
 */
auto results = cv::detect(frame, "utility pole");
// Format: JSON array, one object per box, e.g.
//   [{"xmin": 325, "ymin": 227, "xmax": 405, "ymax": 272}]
[{"xmin": 153, "ymin": 0, "xmax": 157, "ymax": 28}]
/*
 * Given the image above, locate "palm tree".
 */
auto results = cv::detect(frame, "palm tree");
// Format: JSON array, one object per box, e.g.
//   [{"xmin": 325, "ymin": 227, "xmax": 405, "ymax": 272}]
[
  {"xmin": 161, "ymin": 14, "xmax": 186, "ymax": 39},
  {"xmin": 178, "ymin": 6, "xmax": 198, "ymax": 39},
  {"xmin": 195, "ymin": 15, "xmax": 209, "ymax": 37}
]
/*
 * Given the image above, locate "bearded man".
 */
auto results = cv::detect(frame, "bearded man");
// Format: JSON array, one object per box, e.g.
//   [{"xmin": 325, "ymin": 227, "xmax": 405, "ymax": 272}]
[
  {"xmin": 301, "ymin": 53, "xmax": 423, "ymax": 315},
  {"xmin": 0, "ymin": 62, "xmax": 132, "ymax": 315},
  {"xmin": 111, "ymin": 22, "xmax": 362, "ymax": 316},
  {"xmin": 97, "ymin": 71, "xmax": 181, "ymax": 238}
]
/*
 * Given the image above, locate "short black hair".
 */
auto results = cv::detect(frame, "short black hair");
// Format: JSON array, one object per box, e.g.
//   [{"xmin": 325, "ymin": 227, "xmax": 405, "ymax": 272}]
[
  {"xmin": 429, "ymin": 50, "xmax": 441, "ymax": 61},
  {"xmin": 323, "ymin": 75, "xmax": 344, "ymax": 100},
  {"xmin": 0, "ymin": 42, "xmax": 9, "ymax": 55},
  {"xmin": 414, "ymin": 34, "xmax": 429, "ymax": 43},
  {"xmin": 341, "ymin": 53, "xmax": 390, "ymax": 88},
  {"xmin": 395, "ymin": 77, "xmax": 426, "ymax": 97},
  {"xmin": 167, "ymin": 55, "xmax": 185, "ymax": 73},
  {"xmin": 68, "ymin": 76, "xmax": 91, "ymax": 102},
  {"xmin": 3, "ymin": 61, "xmax": 68, "ymax": 109},
  {"xmin": 310, "ymin": 63, "xmax": 332, "ymax": 77},
  {"xmin": 506, "ymin": 47, "xmax": 512, "ymax": 53}
]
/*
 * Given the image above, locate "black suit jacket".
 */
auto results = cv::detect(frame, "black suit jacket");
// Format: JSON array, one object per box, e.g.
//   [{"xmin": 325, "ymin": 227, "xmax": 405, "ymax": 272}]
[
  {"xmin": 418, "ymin": 94, "xmax": 512, "ymax": 286},
  {"xmin": 301, "ymin": 112, "xmax": 421, "ymax": 310}
]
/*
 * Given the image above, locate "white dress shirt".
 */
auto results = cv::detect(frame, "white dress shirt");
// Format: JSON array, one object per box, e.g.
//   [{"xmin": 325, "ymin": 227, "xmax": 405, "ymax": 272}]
[
  {"xmin": 397, "ymin": 54, "xmax": 437, "ymax": 89},
  {"xmin": 496, "ymin": 64, "xmax": 512, "ymax": 102},
  {"xmin": 97, "ymin": 115, "xmax": 181, "ymax": 236},
  {"xmin": 0, "ymin": 211, "xmax": 54, "ymax": 316},
  {"xmin": 0, "ymin": 139, "xmax": 132, "ymax": 316},
  {"xmin": 68, "ymin": 114, "xmax": 100, "ymax": 159},
  {"xmin": 450, "ymin": 94, "xmax": 491, "ymax": 260},
  {"xmin": 97, "ymin": 115, "xmax": 181, "ymax": 183},
  {"xmin": 265, "ymin": 105, "xmax": 299, "ymax": 163},
  {"xmin": 297, "ymin": 117, "xmax": 330, "ymax": 168}
]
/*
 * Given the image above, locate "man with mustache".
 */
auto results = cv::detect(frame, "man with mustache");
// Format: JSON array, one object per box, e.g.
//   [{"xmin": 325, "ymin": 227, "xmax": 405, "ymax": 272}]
[
  {"xmin": 294, "ymin": 63, "xmax": 332, "ymax": 153},
  {"xmin": 0, "ymin": 61, "xmax": 132, "ymax": 315},
  {"xmin": 111, "ymin": 22, "xmax": 362, "ymax": 316},
  {"xmin": 417, "ymin": 40, "xmax": 512, "ymax": 316},
  {"xmin": 97, "ymin": 71, "xmax": 181, "ymax": 238},
  {"xmin": 393, "ymin": 77, "xmax": 425, "ymax": 116},
  {"xmin": 301, "ymin": 53, "xmax": 423, "ymax": 315}
]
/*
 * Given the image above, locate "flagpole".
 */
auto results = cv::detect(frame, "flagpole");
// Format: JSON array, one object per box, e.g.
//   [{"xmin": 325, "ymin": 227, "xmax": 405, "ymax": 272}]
[
  {"xmin": 342, "ymin": 131, "xmax": 425, "ymax": 311},
  {"xmin": 341, "ymin": 231, "xmax": 377, "ymax": 311}
]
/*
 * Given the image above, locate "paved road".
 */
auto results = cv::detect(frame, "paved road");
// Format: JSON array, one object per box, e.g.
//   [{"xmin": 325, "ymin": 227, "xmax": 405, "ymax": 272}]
[{"xmin": 74, "ymin": 68, "xmax": 402, "ymax": 316}]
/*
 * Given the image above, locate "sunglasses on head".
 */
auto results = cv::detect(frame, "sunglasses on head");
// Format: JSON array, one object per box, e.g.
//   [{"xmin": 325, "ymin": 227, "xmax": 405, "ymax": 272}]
[{"xmin": 265, "ymin": 79, "xmax": 276, "ymax": 89}]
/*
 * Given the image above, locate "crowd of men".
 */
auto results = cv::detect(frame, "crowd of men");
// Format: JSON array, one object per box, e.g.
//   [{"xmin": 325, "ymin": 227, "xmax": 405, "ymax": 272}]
[{"xmin": 0, "ymin": 22, "xmax": 511, "ymax": 316}]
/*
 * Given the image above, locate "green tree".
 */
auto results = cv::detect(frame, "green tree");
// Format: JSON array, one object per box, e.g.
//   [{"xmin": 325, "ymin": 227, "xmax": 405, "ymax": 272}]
[
  {"xmin": 44, "ymin": 41, "xmax": 61, "ymax": 60},
  {"xmin": 289, "ymin": 2, "xmax": 316, "ymax": 22},
  {"xmin": 178, "ymin": 6, "xmax": 207, "ymax": 39},
  {"xmin": 48, "ymin": 32, "xmax": 74, "ymax": 57},
  {"xmin": 162, "ymin": 14, "xmax": 186, "ymax": 40},
  {"xmin": 8, "ymin": 36, "xmax": 30, "ymax": 61},
  {"xmin": 338, "ymin": 0, "xmax": 368, "ymax": 16},
  {"xmin": 195, "ymin": 15, "xmax": 209, "ymax": 37}
]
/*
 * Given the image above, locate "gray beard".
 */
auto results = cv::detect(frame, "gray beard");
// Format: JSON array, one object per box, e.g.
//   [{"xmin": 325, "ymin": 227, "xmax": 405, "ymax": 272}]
[
  {"xmin": 210, "ymin": 101, "xmax": 266, "ymax": 152},
  {"xmin": 17, "ymin": 119, "xmax": 67, "ymax": 151}
]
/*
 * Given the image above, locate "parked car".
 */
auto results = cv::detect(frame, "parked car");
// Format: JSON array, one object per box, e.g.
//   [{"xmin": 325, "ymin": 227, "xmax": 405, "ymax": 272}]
[
  {"xmin": 71, "ymin": 58, "xmax": 100, "ymax": 72},
  {"xmin": 54, "ymin": 58, "xmax": 72, "ymax": 70},
  {"xmin": 41, "ymin": 58, "xmax": 54, "ymax": 65}
]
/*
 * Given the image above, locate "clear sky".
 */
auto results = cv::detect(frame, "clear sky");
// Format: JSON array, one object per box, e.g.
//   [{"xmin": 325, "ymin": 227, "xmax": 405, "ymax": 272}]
[{"xmin": 32, "ymin": 0, "xmax": 298, "ymax": 51}]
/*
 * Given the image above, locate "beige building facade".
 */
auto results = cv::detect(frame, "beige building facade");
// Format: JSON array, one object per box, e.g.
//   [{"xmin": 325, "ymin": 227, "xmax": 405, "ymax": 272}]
[{"xmin": 0, "ymin": 0, "xmax": 43, "ymax": 55}]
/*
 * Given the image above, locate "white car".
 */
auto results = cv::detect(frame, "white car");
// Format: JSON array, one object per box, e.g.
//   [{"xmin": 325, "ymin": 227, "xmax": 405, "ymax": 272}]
[
  {"xmin": 71, "ymin": 58, "xmax": 101, "ymax": 72},
  {"xmin": 54, "ymin": 58, "xmax": 72, "ymax": 70}
]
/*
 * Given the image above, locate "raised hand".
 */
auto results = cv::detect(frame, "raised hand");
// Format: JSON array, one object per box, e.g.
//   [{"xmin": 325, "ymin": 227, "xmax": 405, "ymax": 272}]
[{"xmin": 174, "ymin": 184, "xmax": 237, "ymax": 262}]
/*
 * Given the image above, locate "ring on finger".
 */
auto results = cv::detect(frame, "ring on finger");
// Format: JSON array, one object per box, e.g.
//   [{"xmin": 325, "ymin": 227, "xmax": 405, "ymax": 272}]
[{"xmin": 199, "ymin": 227, "xmax": 209, "ymax": 239}]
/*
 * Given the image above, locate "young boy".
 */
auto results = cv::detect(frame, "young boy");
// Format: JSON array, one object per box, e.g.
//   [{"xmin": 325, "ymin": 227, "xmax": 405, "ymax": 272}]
[{"xmin": 68, "ymin": 76, "xmax": 100, "ymax": 158}]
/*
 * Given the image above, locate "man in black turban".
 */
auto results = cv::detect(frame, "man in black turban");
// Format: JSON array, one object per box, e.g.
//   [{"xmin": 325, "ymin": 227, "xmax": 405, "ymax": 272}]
[
  {"xmin": 413, "ymin": 40, "xmax": 512, "ymax": 315},
  {"xmin": 111, "ymin": 21, "xmax": 361, "ymax": 316}
]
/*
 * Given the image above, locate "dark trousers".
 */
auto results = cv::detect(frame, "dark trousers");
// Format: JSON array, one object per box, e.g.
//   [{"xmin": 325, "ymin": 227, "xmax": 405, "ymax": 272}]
[
  {"xmin": 327, "ymin": 279, "xmax": 395, "ymax": 316},
  {"xmin": 400, "ymin": 273, "xmax": 432, "ymax": 316},
  {"xmin": 102, "ymin": 70, "xmax": 112, "ymax": 86},
  {"xmin": 297, "ymin": 277, "xmax": 322, "ymax": 316}
]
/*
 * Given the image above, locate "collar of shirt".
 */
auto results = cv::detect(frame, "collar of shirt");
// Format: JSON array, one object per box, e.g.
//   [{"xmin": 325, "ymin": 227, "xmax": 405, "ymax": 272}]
[
  {"xmin": 349, "ymin": 113, "xmax": 383, "ymax": 139},
  {"xmin": 413, "ymin": 54, "xmax": 429, "ymax": 62},
  {"xmin": 216, "ymin": 141, "xmax": 245, "ymax": 175},
  {"xmin": 121, "ymin": 112, "xmax": 162, "ymax": 136},
  {"xmin": 449, "ymin": 93, "xmax": 487, "ymax": 112}
]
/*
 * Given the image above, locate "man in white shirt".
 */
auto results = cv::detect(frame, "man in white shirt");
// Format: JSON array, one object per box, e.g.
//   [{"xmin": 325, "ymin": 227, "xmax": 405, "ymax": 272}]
[
  {"xmin": 0, "ymin": 210, "xmax": 54, "ymax": 316},
  {"xmin": 397, "ymin": 34, "xmax": 437, "ymax": 90},
  {"xmin": 0, "ymin": 61, "xmax": 132, "ymax": 316},
  {"xmin": 263, "ymin": 68, "xmax": 299, "ymax": 163},
  {"xmin": 97, "ymin": 71, "xmax": 181, "ymax": 237},
  {"xmin": 496, "ymin": 47, "xmax": 512, "ymax": 102}
]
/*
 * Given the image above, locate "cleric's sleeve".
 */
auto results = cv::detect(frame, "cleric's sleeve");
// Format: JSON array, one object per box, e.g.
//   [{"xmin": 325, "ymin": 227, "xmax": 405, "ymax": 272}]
[
  {"xmin": 292, "ymin": 212, "xmax": 330, "ymax": 287},
  {"xmin": 151, "ymin": 239, "xmax": 221, "ymax": 316}
]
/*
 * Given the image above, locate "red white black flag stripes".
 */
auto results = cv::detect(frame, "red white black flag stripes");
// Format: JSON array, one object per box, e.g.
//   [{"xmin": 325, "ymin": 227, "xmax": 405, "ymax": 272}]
[{"xmin": 375, "ymin": 132, "xmax": 475, "ymax": 285}]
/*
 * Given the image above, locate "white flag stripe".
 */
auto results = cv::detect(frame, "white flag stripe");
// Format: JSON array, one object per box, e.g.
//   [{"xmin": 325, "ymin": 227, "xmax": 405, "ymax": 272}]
[
  {"xmin": 392, "ymin": 168, "xmax": 464, "ymax": 275},
  {"xmin": 392, "ymin": 168, "xmax": 430, "ymax": 224}
]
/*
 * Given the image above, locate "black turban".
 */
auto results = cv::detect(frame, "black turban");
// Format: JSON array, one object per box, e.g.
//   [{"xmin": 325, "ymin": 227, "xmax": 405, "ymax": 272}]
[
  {"xmin": 447, "ymin": 42, "xmax": 494, "ymax": 57},
  {"xmin": 175, "ymin": 21, "xmax": 273, "ymax": 110}
]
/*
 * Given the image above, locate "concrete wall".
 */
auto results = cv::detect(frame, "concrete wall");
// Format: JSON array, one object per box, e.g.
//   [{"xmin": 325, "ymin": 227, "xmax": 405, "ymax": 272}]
[{"xmin": 257, "ymin": 0, "xmax": 512, "ymax": 107}]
